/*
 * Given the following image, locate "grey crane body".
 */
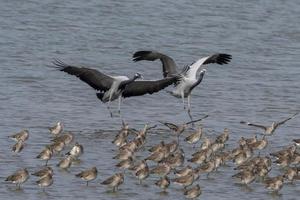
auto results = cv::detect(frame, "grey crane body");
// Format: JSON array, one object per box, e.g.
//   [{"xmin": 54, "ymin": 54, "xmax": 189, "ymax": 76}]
[
  {"xmin": 133, "ymin": 51, "xmax": 232, "ymax": 120},
  {"xmin": 53, "ymin": 59, "xmax": 176, "ymax": 117}
]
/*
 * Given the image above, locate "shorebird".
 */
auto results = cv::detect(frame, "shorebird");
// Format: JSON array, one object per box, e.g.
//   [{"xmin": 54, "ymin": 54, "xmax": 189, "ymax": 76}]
[
  {"xmin": 75, "ymin": 167, "xmax": 98, "ymax": 186},
  {"xmin": 57, "ymin": 155, "xmax": 73, "ymax": 169},
  {"xmin": 240, "ymin": 112, "xmax": 299, "ymax": 135},
  {"xmin": 12, "ymin": 140, "xmax": 24, "ymax": 153},
  {"xmin": 36, "ymin": 174, "xmax": 53, "ymax": 191},
  {"xmin": 50, "ymin": 140, "xmax": 65, "ymax": 154},
  {"xmin": 150, "ymin": 163, "xmax": 171, "ymax": 176},
  {"xmin": 32, "ymin": 167, "xmax": 53, "ymax": 178},
  {"xmin": 135, "ymin": 163, "xmax": 149, "ymax": 184},
  {"xmin": 172, "ymin": 171, "xmax": 194, "ymax": 188},
  {"xmin": 293, "ymin": 138, "xmax": 300, "ymax": 147},
  {"xmin": 9, "ymin": 129, "xmax": 29, "ymax": 142},
  {"xmin": 155, "ymin": 176, "xmax": 170, "ymax": 192},
  {"xmin": 66, "ymin": 142, "xmax": 84, "ymax": 158},
  {"xmin": 36, "ymin": 146, "xmax": 53, "ymax": 166},
  {"xmin": 174, "ymin": 165, "xmax": 193, "ymax": 177},
  {"xmin": 133, "ymin": 50, "xmax": 232, "ymax": 120},
  {"xmin": 51, "ymin": 132, "xmax": 74, "ymax": 145},
  {"xmin": 184, "ymin": 126, "xmax": 203, "ymax": 147},
  {"xmin": 5, "ymin": 168, "xmax": 29, "ymax": 189},
  {"xmin": 116, "ymin": 157, "xmax": 134, "ymax": 171},
  {"xmin": 159, "ymin": 115, "xmax": 208, "ymax": 142},
  {"xmin": 101, "ymin": 173, "xmax": 124, "ymax": 192},
  {"xmin": 232, "ymin": 168, "xmax": 256, "ymax": 185},
  {"xmin": 53, "ymin": 59, "xmax": 177, "ymax": 117},
  {"xmin": 184, "ymin": 184, "xmax": 202, "ymax": 199},
  {"xmin": 49, "ymin": 121, "xmax": 63, "ymax": 136},
  {"xmin": 264, "ymin": 175, "xmax": 285, "ymax": 193}
]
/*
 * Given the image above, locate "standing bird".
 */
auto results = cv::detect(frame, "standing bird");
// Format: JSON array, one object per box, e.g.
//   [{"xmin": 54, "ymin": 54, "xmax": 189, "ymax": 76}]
[
  {"xmin": 133, "ymin": 51, "xmax": 232, "ymax": 120},
  {"xmin": 240, "ymin": 112, "xmax": 299, "ymax": 136},
  {"xmin": 49, "ymin": 121, "xmax": 63, "ymax": 136},
  {"xmin": 53, "ymin": 59, "xmax": 177, "ymax": 117},
  {"xmin": 75, "ymin": 167, "xmax": 98, "ymax": 186},
  {"xmin": 184, "ymin": 184, "xmax": 202, "ymax": 199},
  {"xmin": 36, "ymin": 174, "xmax": 53, "ymax": 191},
  {"xmin": 5, "ymin": 168, "xmax": 29, "ymax": 189},
  {"xmin": 32, "ymin": 167, "xmax": 53, "ymax": 178},
  {"xmin": 9, "ymin": 129, "xmax": 29, "ymax": 142},
  {"xmin": 66, "ymin": 142, "xmax": 84, "ymax": 159},
  {"xmin": 36, "ymin": 146, "xmax": 53, "ymax": 166},
  {"xmin": 101, "ymin": 173, "xmax": 124, "ymax": 192}
]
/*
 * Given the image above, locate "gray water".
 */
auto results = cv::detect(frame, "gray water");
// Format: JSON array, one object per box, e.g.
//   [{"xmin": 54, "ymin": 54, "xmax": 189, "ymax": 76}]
[{"xmin": 0, "ymin": 0, "xmax": 299, "ymax": 199}]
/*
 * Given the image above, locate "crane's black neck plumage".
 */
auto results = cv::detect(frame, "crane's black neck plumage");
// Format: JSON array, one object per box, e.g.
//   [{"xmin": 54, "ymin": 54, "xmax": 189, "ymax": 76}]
[
  {"xmin": 118, "ymin": 75, "xmax": 139, "ymax": 90},
  {"xmin": 189, "ymin": 71, "xmax": 205, "ymax": 92}
]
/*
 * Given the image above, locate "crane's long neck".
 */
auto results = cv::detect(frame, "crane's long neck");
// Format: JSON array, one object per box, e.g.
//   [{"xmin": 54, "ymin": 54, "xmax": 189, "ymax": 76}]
[
  {"xmin": 189, "ymin": 71, "xmax": 205, "ymax": 92},
  {"xmin": 118, "ymin": 76, "xmax": 138, "ymax": 90}
]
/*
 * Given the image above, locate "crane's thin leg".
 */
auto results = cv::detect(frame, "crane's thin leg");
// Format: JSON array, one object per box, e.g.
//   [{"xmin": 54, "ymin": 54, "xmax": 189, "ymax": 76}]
[
  {"xmin": 118, "ymin": 96, "xmax": 122, "ymax": 116},
  {"xmin": 181, "ymin": 92, "xmax": 185, "ymax": 110},
  {"xmin": 107, "ymin": 101, "xmax": 113, "ymax": 118},
  {"xmin": 187, "ymin": 95, "xmax": 194, "ymax": 125}
]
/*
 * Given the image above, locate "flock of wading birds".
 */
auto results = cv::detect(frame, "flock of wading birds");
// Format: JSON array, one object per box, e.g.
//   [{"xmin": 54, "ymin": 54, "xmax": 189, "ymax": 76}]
[{"xmin": 5, "ymin": 111, "xmax": 300, "ymax": 199}]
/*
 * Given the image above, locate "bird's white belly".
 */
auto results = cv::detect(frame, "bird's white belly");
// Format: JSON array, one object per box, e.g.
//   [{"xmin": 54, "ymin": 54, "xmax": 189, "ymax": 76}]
[{"xmin": 172, "ymin": 79, "xmax": 194, "ymax": 98}]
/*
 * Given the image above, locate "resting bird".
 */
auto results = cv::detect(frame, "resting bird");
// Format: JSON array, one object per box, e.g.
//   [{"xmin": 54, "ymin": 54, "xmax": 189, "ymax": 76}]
[
  {"xmin": 133, "ymin": 51, "xmax": 232, "ymax": 120},
  {"xmin": 53, "ymin": 59, "xmax": 177, "ymax": 117}
]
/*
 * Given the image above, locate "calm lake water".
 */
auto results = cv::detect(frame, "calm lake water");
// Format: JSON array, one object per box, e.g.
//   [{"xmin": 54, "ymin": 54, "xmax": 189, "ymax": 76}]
[{"xmin": 0, "ymin": 0, "xmax": 299, "ymax": 199}]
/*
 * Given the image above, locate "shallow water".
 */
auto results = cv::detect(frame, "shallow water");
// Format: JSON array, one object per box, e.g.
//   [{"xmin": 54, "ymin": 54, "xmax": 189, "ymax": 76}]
[{"xmin": 0, "ymin": 0, "xmax": 299, "ymax": 199}]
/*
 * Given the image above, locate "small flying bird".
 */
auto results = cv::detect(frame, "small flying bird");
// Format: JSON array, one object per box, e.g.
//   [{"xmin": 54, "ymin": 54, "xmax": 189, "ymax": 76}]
[
  {"xmin": 155, "ymin": 176, "xmax": 170, "ymax": 192},
  {"xmin": 159, "ymin": 115, "xmax": 208, "ymax": 142},
  {"xmin": 133, "ymin": 50, "xmax": 232, "ymax": 120},
  {"xmin": 32, "ymin": 167, "xmax": 53, "ymax": 178},
  {"xmin": 5, "ymin": 168, "xmax": 29, "ymax": 189},
  {"xmin": 101, "ymin": 173, "xmax": 124, "ymax": 192},
  {"xmin": 66, "ymin": 142, "xmax": 84, "ymax": 158},
  {"xmin": 75, "ymin": 167, "xmax": 98, "ymax": 186},
  {"xmin": 36, "ymin": 146, "xmax": 53, "ymax": 166},
  {"xmin": 49, "ymin": 121, "xmax": 63, "ymax": 136},
  {"xmin": 12, "ymin": 140, "xmax": 24, "ymax": 153},
  {"xmin": 53, "ymin": 59, "xmax": 177, "ymax": 117},
  {"xmin": 9, "ymin": 129, "xmax": 29, "ymax": 142},
  {"xmin": 184, "ymin": 184, "xmax": 202, "ymax": 199},
  {"xmin": 36, "ymin": 174, "xmax": 53, "ymax": 191},
  {"xmin": 240, "ymin": 112, "xmax": 299, "ymax": 135}
]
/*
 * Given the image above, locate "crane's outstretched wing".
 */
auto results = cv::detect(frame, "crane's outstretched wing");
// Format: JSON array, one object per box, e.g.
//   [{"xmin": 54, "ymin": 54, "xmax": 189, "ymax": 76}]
[
  {"xmin": 274, "ymin": 112, "xmax": 299, "ymax": 128},
  {"xmin": 240, "ymin": 121, "xmax": 267, "ymax": 131},
  {"xmin": 53, "ymin": 59, "xmax": 114, "ymax": 91},
  {"xmin": 185, "ymin": 54, "xmax": 232, "ymax": 80},
  {"xmin": 133, "ymin": 51, "xmax": 178, "ymax": 78},
  {"xmin": 122, "ymin": 77, "xmax": 176, "ymax": 98}
]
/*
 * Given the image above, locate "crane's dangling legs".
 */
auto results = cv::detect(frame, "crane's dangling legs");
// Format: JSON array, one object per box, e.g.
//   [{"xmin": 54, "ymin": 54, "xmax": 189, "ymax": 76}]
[
  {"xmin": 187, "ymin": 95, "xmax": 194, "ymax": 125},
  {"xmin": 181, "ymin": 92, "xmax": 185, "ymax": 110}
]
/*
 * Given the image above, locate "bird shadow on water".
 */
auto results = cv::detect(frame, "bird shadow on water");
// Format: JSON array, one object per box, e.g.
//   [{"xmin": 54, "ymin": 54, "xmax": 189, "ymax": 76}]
[
  {"xmin": 267, "ymin": 191, "xmax": 283, "ymax": 200},
  {"xmin": 234, "ymin": 183, "xmax": 254, "ymax": 193},
  {"xmin": 6, "ymin": 186, "xmax": 25, "ymax": 194},
  {"xmin": 157, "ymin": 191, "xmax": 169, "ymax": 196}
]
